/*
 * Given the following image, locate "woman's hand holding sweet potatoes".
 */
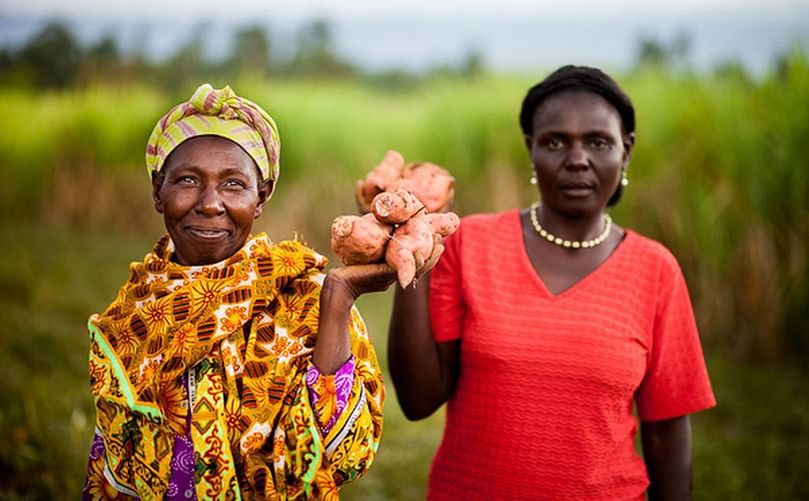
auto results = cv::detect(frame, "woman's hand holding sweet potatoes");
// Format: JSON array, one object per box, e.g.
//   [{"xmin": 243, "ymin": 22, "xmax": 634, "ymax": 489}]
[{"xmin": 325, "ymin": 263, "xmax": 398, "ymax": 301}]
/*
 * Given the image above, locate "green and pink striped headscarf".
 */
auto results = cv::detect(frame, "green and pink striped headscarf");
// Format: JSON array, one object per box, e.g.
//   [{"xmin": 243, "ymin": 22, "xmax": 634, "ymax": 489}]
[{"xmin": 146, "ymin": 83, "xmax": 280, "ymax": 195}]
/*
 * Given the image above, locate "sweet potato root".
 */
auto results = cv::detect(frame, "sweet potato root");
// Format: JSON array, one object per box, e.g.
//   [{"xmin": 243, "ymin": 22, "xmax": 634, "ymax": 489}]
[
  {"xmin": 423, "ymin": 212, "xmax": 461, "ymax": 239},
  {"xmin": 331, "ymin": 209, "xmax": 460, "ymax": 286},
  {"xmin": 355, "ymin": 150, "xmax": 405, "ymax": 213},
  {"xmin": 345, "ymin": 152, "xmax": 459, "ymax": 285},
  {"xmin": 371, "ymin": 188, "xmax": 425, "ymax": 224},
  {"xmin": 386, "ymin": 216, "xmax": 435, "ymax": 288},
  {"xmin": 356, "ymin": 151, "xmax": 454, "ymax": 213},
  {"xmin": 331, "ymin": 213, "xmax": 394, "ymax": 265},
  {"xmin": 400, "ymin": 162, "xmax": 455, "ymax": 213}
]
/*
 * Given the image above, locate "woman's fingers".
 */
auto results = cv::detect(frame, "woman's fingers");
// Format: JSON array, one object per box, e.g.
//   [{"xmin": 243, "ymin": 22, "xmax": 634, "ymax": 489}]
[
  {"xmin": 329, "ymin": 262, "xmax": 398, "ymax": 298},
  {"xmin": 416, "ymin": 235, "xmax": 445, "ymax": 278}
]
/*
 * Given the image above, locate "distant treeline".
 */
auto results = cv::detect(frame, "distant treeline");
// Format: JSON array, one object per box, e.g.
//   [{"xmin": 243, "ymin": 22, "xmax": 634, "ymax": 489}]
[
  {"xmin": 0, "ymin": 19, "xmax": 486, "ymax": 91},
  {"xmin": 0, "ymin": 19, "xmax": 774, "ymax": 92}
]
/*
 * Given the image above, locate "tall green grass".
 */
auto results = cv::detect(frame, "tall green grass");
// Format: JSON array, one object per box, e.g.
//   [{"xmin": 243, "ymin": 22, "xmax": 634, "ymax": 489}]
[
  {"xmin": 2, "ymin": 57, "xmax": 807, "ymax": 360},
  {"xmin": 1, "ymin": 54, "xmax": 808, "ymax": 498}
]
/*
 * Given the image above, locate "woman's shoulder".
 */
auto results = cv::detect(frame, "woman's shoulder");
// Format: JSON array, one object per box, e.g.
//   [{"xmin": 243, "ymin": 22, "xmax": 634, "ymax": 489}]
[
  {"xmin": 254, "ymin": 233, "xmax": 315, "ymax": 254},
  {"xmin": 271, "ymin": 237, "xmax": 318, "ymax": 255},
  {"xmin": 622, "ymin": 229, "xmax": 683, "ymax": 274},
  {"xmin": 459, "ymin": 208, "xmax": 520, "ymax": 232},
  {"xmin": 442, "ymin": 209, "xmax": 522, "ymax": 260},
  {"xmin": 253, "ymin": 234, "xmax": 328, "ymax": 275}
]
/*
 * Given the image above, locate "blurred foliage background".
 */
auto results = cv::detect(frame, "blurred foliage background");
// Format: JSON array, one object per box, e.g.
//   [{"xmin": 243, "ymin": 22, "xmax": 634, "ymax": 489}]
[{"xmin": 1, "ymin": 19, "xmax": 808, "ymax": 499}]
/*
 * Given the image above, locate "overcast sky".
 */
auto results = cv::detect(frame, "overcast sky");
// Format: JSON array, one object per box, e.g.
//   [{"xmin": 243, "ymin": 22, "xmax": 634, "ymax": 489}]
[
  {"xmin": 2, "ymin": 0, "xmax": 807, "ymax": 74},
  {"xmin": 2, "ymin": 0, "xmax": 804, "ymax": 19}
]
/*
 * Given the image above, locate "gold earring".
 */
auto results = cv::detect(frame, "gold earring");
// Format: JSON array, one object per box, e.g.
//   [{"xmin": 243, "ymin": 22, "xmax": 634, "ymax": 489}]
[{"xmin": 621, "ymin": 171, "xmax": 629, "ymax": 187}]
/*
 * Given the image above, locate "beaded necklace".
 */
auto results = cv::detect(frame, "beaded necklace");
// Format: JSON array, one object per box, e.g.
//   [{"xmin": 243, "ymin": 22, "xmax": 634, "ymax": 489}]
[{"xmin": 529, "ymin": 202, "xmax": 612, "ymax": 249}]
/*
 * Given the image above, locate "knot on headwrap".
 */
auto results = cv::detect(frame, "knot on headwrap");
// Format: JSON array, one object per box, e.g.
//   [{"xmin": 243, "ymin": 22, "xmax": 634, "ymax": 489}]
[
  {"xmin": 189, "ymin": 83, "xmax": 239, "ymax": 119},
  {"xmin": 146, "ymin": 83, "xmax": 280, "ymax": 195}
]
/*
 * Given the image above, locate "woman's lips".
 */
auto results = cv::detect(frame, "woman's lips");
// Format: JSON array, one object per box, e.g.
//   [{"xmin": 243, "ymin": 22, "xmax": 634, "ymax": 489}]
[
  {"xmin": 560, "ymin": 184, "xmax": 594, "ymax": 197},
  {"xmin": 185, "ymin": 227, "xmax": 230, "ymax": 239}
]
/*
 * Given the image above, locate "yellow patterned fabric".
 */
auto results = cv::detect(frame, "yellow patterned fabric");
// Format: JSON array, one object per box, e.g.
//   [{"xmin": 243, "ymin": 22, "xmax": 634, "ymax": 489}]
[
  {"xmin": 86, "ymin": 234, "xmax": 384, "ymax": 500},
  {"xmin": 145, "ymin": 83, "xmax": 281, "ymax": 193}
]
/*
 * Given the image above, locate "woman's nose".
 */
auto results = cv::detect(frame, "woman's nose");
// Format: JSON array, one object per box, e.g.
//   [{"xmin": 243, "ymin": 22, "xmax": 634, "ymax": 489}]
[
  {"xmin": 196, "ymin": 185, "xmax": 225, "ymax": 215},
  {"xmin": 565, "ymin": 142, "xmax": 589, "ymax": 169}
]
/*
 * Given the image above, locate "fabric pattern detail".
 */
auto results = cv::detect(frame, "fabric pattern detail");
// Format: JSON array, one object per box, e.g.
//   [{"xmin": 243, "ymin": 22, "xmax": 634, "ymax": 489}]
[
  {"xmin": 307, "ymin": 356, "xmax": 356, "ymax": 436},
  {"xmin": 325, "ymin": 384, "xmax": 367, "ymax": 457},
  {"xmin": 83, "ymin": 233, "xmax": 384, "ymax": 500}
]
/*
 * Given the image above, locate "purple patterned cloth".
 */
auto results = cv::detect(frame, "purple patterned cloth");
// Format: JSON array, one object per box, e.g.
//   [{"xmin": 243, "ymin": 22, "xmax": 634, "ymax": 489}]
[
  {"xmin": 81, "ymin": 433, "xmax": 105, "ymax": 500},
  {"xmin": 306, "ymin": 355, "xmax": 356, "ymax": 435},
  {"xmin": 166, "ymin": 410, "xmax": 196, "ymax": 500},
  {"xmin": 83, "ymin": 357, "xmax": 355, "ymax": 499}
]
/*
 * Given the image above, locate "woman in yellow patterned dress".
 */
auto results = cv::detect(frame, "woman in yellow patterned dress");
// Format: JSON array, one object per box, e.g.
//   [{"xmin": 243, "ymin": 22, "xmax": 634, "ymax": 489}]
[{"xmin": 82, "ymin": 84, "xmax": 397, "ymax": 500}]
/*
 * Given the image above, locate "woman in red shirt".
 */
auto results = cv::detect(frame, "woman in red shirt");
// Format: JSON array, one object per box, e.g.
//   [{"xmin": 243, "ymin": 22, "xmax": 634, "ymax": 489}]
[{"xmin": 388, "ymin": 65, "xmax": 716, "ymax": 500}]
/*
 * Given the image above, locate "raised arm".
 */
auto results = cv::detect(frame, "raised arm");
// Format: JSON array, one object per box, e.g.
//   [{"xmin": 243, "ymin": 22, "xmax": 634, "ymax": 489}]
[
  {"xmin": 290, "ymin": 263, "xmax": 396, "ymax": 488},
  {"xmin": 314, "ymin": 263, "xmax": 397, "ymax": 374},
  {"xmin": 388, "ymin": 273, "xmax": 460, "ymax": 420},
  {"xmin": 641, "ymin": 415, "xmax": 693, "ymax": 501}
]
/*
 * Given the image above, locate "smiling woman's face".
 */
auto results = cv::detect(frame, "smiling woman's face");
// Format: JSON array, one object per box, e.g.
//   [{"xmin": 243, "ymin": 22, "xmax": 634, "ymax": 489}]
[{"xmin": 153, "ymin": 135, "xmax": 270, "ymax": 265}]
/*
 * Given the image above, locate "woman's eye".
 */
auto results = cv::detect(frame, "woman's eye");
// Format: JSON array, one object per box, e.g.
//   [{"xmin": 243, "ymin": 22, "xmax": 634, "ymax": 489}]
[
  {"xmin": 224, "ymin": 179, "xmax": 247, "ymax": 189},
  {"xmin": 177, "ymin": 176, "xmax": 197, "ymax": 184},
  {"xmin": 546, "ymin": 138, "xmax": 563, "ymax": 150},
  {"xmin": 590, "ymin": 138, "xmax": 610, "ymax": 149}
]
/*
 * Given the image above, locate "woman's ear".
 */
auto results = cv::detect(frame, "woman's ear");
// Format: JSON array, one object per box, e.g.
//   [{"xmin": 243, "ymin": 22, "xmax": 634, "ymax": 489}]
[
  {"xmin": 254, "ymin": 179, "xmax": 273, "ymax": 219},
  {"xmin": 524, "ymin": 134, "xmax": 534, "ymax": 153},
  {"xmin": 622, "ymin": 132, "xmax": 636, "ymax": 169},
  {"xmin": 152, "ymin": 171, "xmax": 164, "ymax": 214}
]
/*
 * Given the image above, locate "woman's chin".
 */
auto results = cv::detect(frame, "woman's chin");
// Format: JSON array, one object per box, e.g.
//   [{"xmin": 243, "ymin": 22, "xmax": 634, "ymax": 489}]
[{"xmin": 173, "ymin": 242, "xmax": 238, "ymax": 266}]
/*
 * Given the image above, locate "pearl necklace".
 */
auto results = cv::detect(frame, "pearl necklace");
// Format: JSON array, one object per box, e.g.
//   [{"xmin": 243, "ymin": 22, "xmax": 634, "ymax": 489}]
[{"xmin": 529, "ymin": 202, "xmax": 612, "ymax": 249}]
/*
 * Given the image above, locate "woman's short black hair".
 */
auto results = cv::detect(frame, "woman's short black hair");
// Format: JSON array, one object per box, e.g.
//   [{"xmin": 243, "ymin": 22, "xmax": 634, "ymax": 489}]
[
  {"xmin": 519, "ymin": 65, "xmax": 635, "ymax": 206},
  {"xmin": 519, "ymin": 65, "xmax": 635, "ymax": 137}
]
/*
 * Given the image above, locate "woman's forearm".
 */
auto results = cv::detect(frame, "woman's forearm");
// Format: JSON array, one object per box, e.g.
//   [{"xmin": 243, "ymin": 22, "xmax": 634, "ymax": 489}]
[
  {"xmin": 388, "ymin": 275, "xmax": 459, "ymax": 420},
  {"xmin": 641, "ymin": 415, "xmax": 693, "ymax": 501},
  {"xmin": 313, "ymin": 273, "xmax": 355, "ymax": 374},
  {"xmin": 314, "ymin": 264, "xmax": 397, "ymax": 374}
]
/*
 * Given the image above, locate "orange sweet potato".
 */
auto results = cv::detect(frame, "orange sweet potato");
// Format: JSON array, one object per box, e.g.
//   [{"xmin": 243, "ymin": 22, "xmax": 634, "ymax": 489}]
[
  {"xmin": 355, "ymin": 150, "xmax": 405, "ymax": 213},
  {"xmin": 345, "ymin": 152, "xmax": 459, "ymax": 285},
  {"xmin": 400, "ymin": 161, "xmax": 455, "ymax": 213},
  {"xmin": 423, "ymin": 212, "xmax": 461, "ymax": 239},
  {"xmin": 371, "ymin": 188, "xmax": 425, "ymax": 225},
  {"xmin": 331, "ymin": 213, "xmax": 394, "ymax": 265},
  {"xmin": 386, "ymin": 215, "xmax": 435, "ymax": 288},
  {"xmin": 418, "ymin": 233, "xmax": 446, "ymax": 278},
  {"xmin": 331, "ymin": 208, "xmax": 460, "ymax": 287}
]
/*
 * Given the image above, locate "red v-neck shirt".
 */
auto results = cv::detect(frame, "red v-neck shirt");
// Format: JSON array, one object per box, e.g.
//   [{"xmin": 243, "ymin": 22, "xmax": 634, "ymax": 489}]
[{"xmin": 427, "ymin": 209, "xmax": 716, "ymax": 500}]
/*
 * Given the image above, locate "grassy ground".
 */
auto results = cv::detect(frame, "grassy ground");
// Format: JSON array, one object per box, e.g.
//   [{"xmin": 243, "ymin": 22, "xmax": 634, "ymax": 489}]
[{"xmin": 0, "ymin": 222, "xmax": 807, "ymax": 499}]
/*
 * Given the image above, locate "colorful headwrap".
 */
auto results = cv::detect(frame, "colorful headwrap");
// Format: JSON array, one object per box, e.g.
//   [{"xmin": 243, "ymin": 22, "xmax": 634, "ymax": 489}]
[{"xmin": 146, "ymin": 83, "xmax": 280, "ymax": 195}]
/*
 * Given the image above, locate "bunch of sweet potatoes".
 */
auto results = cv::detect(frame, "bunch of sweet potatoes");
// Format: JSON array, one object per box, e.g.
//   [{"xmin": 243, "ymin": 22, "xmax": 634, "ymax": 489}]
[
  {"xmin": 354, "ymin": 149, "xmax": 456, "ymax": 214},
  {"xmin": 332, "ymin": 151, "xmax": 459, "ymax": 288}
]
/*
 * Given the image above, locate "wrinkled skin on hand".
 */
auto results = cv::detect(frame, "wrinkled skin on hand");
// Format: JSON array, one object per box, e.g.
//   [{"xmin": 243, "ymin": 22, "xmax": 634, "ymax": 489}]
[{"xmin": 326, "ymin": 262, "xmax": 398, "ymax": 300}]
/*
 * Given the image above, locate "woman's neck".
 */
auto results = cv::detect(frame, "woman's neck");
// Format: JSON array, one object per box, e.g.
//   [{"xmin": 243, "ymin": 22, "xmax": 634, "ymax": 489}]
[{"xmin": 534, "ymin": 203, "xmax": 608, "ymax": 243}]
